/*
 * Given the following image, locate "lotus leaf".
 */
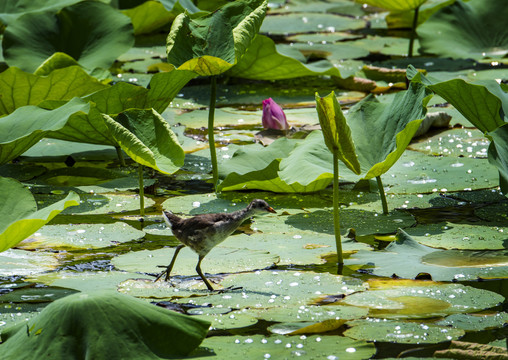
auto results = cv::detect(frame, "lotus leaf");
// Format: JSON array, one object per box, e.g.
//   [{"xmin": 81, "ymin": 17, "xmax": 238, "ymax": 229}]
[
  {"xmin": 103, "ymin": 108, "xmax": 185, "ymax": 174},
  {"xmin": 112, "ymin": 246, "xmax": 279, "ymax": 283},
  {"xmin": 418, "ymin": 0, "xmax": 508, "ymax": 59},
  {"xmin": 192, "ymin": 335, "xmax": 376, "ymax": 360},
  {"xmin": 122, "ymin": 1, "xmax": 174, "ymax": 35},
  {"xmin": 0, "ymin": 249, "xmax": 59, "ymax": 276},
  {"xmin": 0, "ymin": 97, "xmax": 90, "ymax": 165},
  {"xmin": 33, "ymin": 52, "xmax": 82, "ymax": 76},
  {"xmin": 218, "ymin": 137, "xmax": 332, "ymax": 192},
  {"xmin": 228, "ymin": 35, "xmax": 343, "ymax": 80},
  {"xmin": 261, "ymin": 12, "xmax": 365, "ymax": 35},
  {"xmin": 174, "ymin": 270, "xmax": 367, "ymax": 309},
  {"xmin": 0, "ymin": 66, "xmax": 106, "ymax": 116},
  {"xmin": 18, "ymin": 222, "xmax": 145, "ymax": 251},
  {"xmin": 0, "ymin": 177, "xmax": 79, "ymax": 252},
  {"xmin": 347, "ymin": 80, "xmax": 432, "ymax": 179},
  {"xmin": 437, "ymin": 312, "xmax": 508, "ymax": 331},
  {"xmin": 247, "ymin": 304, "xmax": 369, "ymax": 323},
  {"xmin": 341, "ymin": 278, "xmax": 504, "ymax": 319},
  {"xmin": 345, "ymin": 318, "xmax": 464, "ymax": 344},
  {"xmin": 166, "ymin": 0, "xmax": 267, "ymax": 76},
  {"xmin": 2, "ymin": 1, "xmax": 135, "ymax": 72},
  {"xmin": 358, "ymin": 0, "xmax": 427, "ymax": 11},
  {"xmin": 188, "ymin": 308, "xmax": 258, "ymax": 330},
  {"xmin": 0, "ymin": 0, "xmax": 80, "ymax": 25},
  {"xmin": 409, "ymin": 128, "xmax": 488, "ymax": 157},
  {"xmin": 30, "ymin": 271, "xmax": 152, "ymax": 293},
  {"xmin": 0, "ymin": 291, "xmax": 210, "ymax": 359},
  {"xmin": 348, "ymin": 229, "xmax": 508, "ymax": 281},
  {"xmin": 385, "ymin": 0, "xmax": 456, "ymax": 28},
  {"xmin": 405, "ymin": 222, "xmax": 508, "ymax": 250},
  {"xmin": 487, "ymin": 123, "xmax": 508, "ymax": 193}
]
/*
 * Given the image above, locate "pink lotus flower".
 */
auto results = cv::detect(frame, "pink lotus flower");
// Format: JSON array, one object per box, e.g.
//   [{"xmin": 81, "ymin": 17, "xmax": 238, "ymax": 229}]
[{"xmin": 262, "ymin": 98, "xmax": 289, "ymax": 130}]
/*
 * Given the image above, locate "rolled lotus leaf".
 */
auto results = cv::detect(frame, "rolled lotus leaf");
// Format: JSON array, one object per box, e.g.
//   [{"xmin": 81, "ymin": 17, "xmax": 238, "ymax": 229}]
[{"xmin": 0, "ymin": 291, "xmax": 210, "ymax": 359}]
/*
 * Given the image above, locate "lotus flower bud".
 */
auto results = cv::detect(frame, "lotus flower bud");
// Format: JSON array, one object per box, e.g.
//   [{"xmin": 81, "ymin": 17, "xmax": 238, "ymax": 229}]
[{"xmin": 262, "ymin": 98, "xmax": 289, "ymax": 130}]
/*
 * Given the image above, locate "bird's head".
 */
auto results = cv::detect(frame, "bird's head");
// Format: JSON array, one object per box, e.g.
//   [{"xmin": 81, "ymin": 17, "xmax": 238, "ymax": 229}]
[{"xmin": 248, "ymin": 199, "xmax": 276, "ymax": 214}]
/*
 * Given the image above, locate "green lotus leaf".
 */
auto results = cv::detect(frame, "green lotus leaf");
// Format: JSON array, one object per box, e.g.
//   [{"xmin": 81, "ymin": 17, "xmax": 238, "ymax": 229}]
[
  {"xmin": 347, "ymin": 80, "xmax": 432, "ymax": 179},
  {"xmin": 436, "ymin": 312, "xmax": 508, "ymax": 331},
  {"xmin": 173, "ymin": 270, "xmax": 367, "ymax": 309},
  {"xmin": 341, "ymin": 278, "xmax": 504, "ymax": 319},
  {"xmin": 345, "ymin": 319, "xmax": 464, "ymax": 344},
  {"xmin": 358, "ymin": 0, "xmax": 427, "ymax": 11},
  {"xmin": 428, "ymin": 79, "xmax": 507, "ymax": 133},
  {"xmin": 228, "ymin": 34, "xmax": 343, "ymax": 80},
  {"xmin": 405, "ymin": 221, "xmax": 508, "ymax": 250},
  {"xmin": 122, "ymin": 1, "xmax": 174, "ymax": 35},
  {"xmin": 261, "ymin": 12, "xmax": 365, "ymax": 35},
  {"xmin": 248, "ymin": 305, "xmax": 369, "ymax": 324},
  {"xmin": 189, "ymin": 308, "xmax": 258, "ymax": 330},
  {"xmin": 166, "ymin": 0, "xmax": 267, "ymax": 76},
  {"xmin": 488, "ymin": 123, "xmax": 508, "ymax": 193},
  {"xmin": 2, "ymin": 1, "xmax": 134, "ymax": 72},
  {"xmin": 218, "ymin": 137, "xmax": 331, "ymax": 192},
  {"xmin": 112, "ymin": 246, "xmax": 280, "ymax": 283},
  {"xmin": 0, "ymin": 97, "xmax": 90, "ymax": 165},
  {"xmin": 278, "ymin": 131, "xmax": 333, "ymax": 188},
  {"xmin": 385, "ymin": 0, "xmax": 455, "ymax": 28},
  {"xmin": 408, "ymin": 128, "xmax": 488, "ymax": 157},
  {"xmin": 19, "ymin": 222, "xmax": 145, "ymax": 251},
  {"xmin": 103, "ymin": 108, "xmax": 184, "ymax": 174},
  {"xmin": 418, "ymin": 0, "xmax": 508, "ymax": 59},
  {"xmin": 192, "ymin": 335, "xmax": 376, "ymax": 360},
  {"xmin": 315, "ymin": 92, "xmax": 361, "ymax": 174},
  {"xmin": 0, "ymin": 291, "xmax": 210, "ymax": 359},
  {"xmin": 0, "ymin": 177, "xmax": 79, "ymax": 252},
  {"xmin": 33, "ymin": 52, "xmax": 82, "ymax": 76},
  {"xmin": 0, "ymin": 0, "xmax": 80, "ymax": 26},
  {"xmin": 0, "ymin": 66, "xmax": 106, "ymax": 116},
  {"xmin": 348, "ymin": 229, "xmax": 508, "ymax": 281},
  {"xmin": 0, "ymin": 249, "xmax": 59, "ymax": 276}
]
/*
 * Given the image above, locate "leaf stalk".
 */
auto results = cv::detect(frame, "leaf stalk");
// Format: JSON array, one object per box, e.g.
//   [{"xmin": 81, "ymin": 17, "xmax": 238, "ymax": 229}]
[
  {"xmin": 138, "ymin": 163, "xmax": 145, "ymax": 216},
  {"xmin": 408, "ymin": 6, "xmax": 420, "ymax": 58},
  {"xmin": 333, "ymin": 150, "xmax": 343, "ymax": 273},
  {"xmin": 376, "ymin": 175, "xmax": 389, "ymax": 215},
  {"xmin": 208, "ymin": 76, "xmax": 218, "ymax": 191}
]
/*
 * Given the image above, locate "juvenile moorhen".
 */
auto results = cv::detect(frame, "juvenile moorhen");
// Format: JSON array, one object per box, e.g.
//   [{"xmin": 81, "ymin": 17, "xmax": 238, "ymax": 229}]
[{"xmin": 155, "ymin": 199, "xmax": 276, "ymax": 291}]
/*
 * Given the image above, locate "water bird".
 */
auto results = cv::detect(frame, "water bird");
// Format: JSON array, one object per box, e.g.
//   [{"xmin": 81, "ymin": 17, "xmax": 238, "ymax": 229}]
[{"xmin": 155, "ymin": 199, "xmax": 276, "ymax": 291}]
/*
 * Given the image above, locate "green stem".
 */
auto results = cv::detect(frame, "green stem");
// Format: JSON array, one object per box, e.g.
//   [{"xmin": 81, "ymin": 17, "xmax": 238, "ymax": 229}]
[
  {"xmin": 376, "ymin": 175, "xmax": 389, "ymax": 215},
  {"xmin": 408, "ymin": 6, "xmax": 420, "ymax": 58},
  {"xmin": 115, "ymin": 146, "xmax": 126, "ymax": 167},
  {"xmin": 333, "ymin": 150, "xmax": 343, "ymax": 273},
  {"xmin": 208, "ymin": 76, "xmax": 218, "ymax": 191},
  {"xmin": 138, "ymin": 164, "xmax": 145, "ymax": 217}
]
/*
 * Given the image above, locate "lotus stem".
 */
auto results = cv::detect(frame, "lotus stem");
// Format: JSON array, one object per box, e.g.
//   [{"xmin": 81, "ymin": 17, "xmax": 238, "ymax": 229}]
[
  {"xmin": 376, "ymin": 175, "xmax": 389, "ymax": 215},
  {"xmin": 408, "ymin": 6, "xmax": 420, "ymax": 58},
  {"xmin": 138, "ymin": 163, "xmax": 145, "ymax": 217},
  {"xmin": 208, "ymin": 76, "xmax": 218, "ymax": 191},
  {"xmin": 333, "ymin": 150, "xmax": 343, "ymax": 273},
  {"xmin": 115, "ymin": 146, "xmax": 126, "ymax": 167}
]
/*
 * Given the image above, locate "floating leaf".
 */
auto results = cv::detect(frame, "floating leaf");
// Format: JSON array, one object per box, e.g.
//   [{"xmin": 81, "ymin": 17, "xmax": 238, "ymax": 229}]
[
  {"xmin": 358, "ymin": 0, "xmax": 427, "ymax": 11},
  {"xmin": 341, "ymin": 278, "xmax": 505, "ymax": 319},
  {"xmin": 0, "ymin": 249, "xmax": 59, "ymax": 276},
  {"xmin": 2, "ymin": 1, "xmax": 134, "ymax": 72},
  {"xmin": 348, "ymin": 229, "xmax": 508, "ymax": 281},
  {"xmin": 345, "ymin": 318, "xmax": 464, "ymax": 344},
  {"xmin": 193, "ymin": 335, "xmax": 376, "ymax": 360},
  {"xmin": 0, "ymin": 291, "xmax": 210, "ymax": 359},
  {"xmin": 18, "ymin": 222, "xmax": 145, "ymax": 251}
]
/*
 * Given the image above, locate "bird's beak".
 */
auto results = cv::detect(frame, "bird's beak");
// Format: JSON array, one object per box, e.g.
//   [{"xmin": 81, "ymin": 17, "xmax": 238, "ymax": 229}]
[{"xmin": 267, "ymin": 207, "xmax": 276, "ymax": 213}]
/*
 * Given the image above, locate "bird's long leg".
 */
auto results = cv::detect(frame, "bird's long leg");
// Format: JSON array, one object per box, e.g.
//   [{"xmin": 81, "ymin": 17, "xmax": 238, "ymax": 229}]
[
  {"xmin": 196, "ymin": 255, "xmax": 214, "ymax": 291},
  {"xmin": 155, "ymin": 244, "xmax": 185, "ymax": 282}
]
